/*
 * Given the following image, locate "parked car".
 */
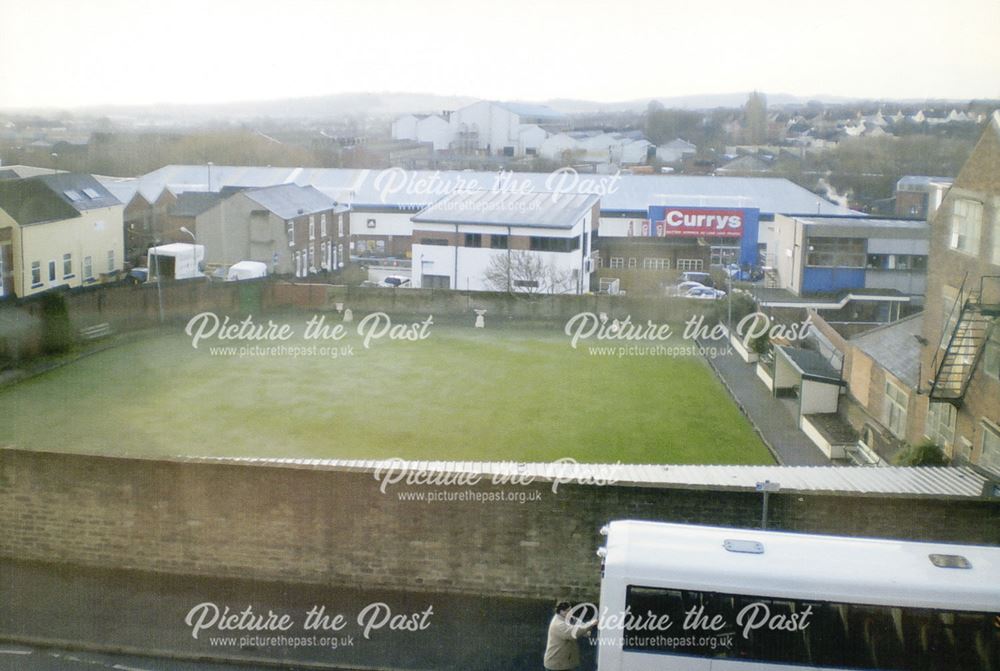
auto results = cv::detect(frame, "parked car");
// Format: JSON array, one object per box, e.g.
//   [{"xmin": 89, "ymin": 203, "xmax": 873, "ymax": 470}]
[
  {"xmin": 226, "ymin": 261, "xmax": 268, "ymax": 282},
  {"xmin": 680, "ymin": 271, "xmax": 714, "ymax": 287},
  {"xmin": 380, "ymin": 275, "xmax": 411, "ymax": 288},
  {"xmin": 127, "ymin": 267, "xmax": 148, "ymax": 285},
  {"xmin": 675, "ymin": 280, "xmax": 707, "ymax": 295},
  {"xmin": 684, "ymin": 286, "xmax": 727, "ymax": 300}
]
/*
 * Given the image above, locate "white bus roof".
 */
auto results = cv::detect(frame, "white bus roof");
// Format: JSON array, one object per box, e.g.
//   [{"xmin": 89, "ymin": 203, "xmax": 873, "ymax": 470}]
[{"xmin": 602, "ymin": 521, "xmax": 1000, "ymax": 612}]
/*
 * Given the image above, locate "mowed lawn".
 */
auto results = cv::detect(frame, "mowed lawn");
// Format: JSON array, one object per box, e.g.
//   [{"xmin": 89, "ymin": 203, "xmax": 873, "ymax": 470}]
[{"xmin": 0, "ymin": 322, "xmax": 772, "ymax": 464}]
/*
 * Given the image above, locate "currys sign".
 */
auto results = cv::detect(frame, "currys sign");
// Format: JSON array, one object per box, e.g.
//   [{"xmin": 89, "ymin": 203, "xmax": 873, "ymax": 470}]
[{"xmin": 646, "ymin": 206, "xmax": 755, "ymax": 238}]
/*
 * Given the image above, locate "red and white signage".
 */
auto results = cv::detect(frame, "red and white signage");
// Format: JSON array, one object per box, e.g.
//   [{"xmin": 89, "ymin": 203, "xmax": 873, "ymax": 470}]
[{"xmin": 645, "ymin": 207, "xmax": 746, "ymax": 238}]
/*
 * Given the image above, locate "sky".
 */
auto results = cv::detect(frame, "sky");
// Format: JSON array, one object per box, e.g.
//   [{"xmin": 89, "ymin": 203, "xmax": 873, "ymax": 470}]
[{"xmin": 1, "ymin": 0, "xmax": 998, "ymax": 110}]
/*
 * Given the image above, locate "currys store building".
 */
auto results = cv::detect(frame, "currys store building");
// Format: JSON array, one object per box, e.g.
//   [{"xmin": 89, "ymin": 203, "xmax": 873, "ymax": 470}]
[{"xmin": 596, "ymin": 205, "xmax": 760, "ymax": 288}]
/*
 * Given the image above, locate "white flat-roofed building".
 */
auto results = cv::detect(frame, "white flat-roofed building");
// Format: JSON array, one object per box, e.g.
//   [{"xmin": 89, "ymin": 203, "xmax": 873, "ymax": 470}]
[{"xmin": 410, "ymin": 190, "xmax": 599, "ymax": 293}]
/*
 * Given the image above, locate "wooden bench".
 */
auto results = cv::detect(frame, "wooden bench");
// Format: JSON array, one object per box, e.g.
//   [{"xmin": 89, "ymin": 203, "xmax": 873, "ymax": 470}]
[{"xmin": 79, "ymin": 323, "xmax": 112, "ymax": 340}]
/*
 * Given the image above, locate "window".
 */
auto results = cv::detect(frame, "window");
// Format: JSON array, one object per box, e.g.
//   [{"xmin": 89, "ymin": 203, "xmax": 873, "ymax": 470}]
[
  {"xmin": 464, "ymin": 233, "xmax": 482, "ymax": 248},
  {"xmin": 627, "ymin": 257, "xmax": 637, "ymax": 269},
  {"xmin": 366, "ymin": 218, "xmax": 376, "ymax": 229},
  {"xmin": 83, "ymin": 256, "xmax": 93, "ymax": 280},
  {"xmin": 529, "ymin": 237, "xmax": 578, "ymax": 253},
  {"xmin": 320, "ymin": 214, "xmax": 327, "ymax": 238},
  {"xmin": 308, "ymin": 245, "xmax": 315, "ymax": 271},
  {"xmin": 622, "ymin": 584, "xmax": 1000, "ymax": 669},
  {"xmin": 287, "ymin": 220, "xmax": 295, "ymax": 246},
  {"xmin": 925, "ymin": 402, "xmax": 956, "ymax": 448},
  {"xmin": 677, "ymin": 258, "xmax": 704, "ymax": 271},
  {"xmin": 806, "ymin": 237, "xmax": 866, "ymax": 267},
  {"xmin": 948, "ymin": 198, "xmax": 982, "ymax": 255},
  {"xmin": 490, "ymin": 234, "xmax": 508, "ymax": 249},
  {"xmin": 981, "ymin": 422, "xmax": 1000, "ymax": 474},
  {"xmin": 513, "ymin": 279, "xmax": 539, "ymax": 288},
  {"xmin": 31, "ymin": 261, "xmax": 41, "ymax": 286},
  {"xmin": 338, "ymin": 215, "xmax": 344, "ymax": 237},
  {"xmin": 609, "ymin": 257, "xmax": 624, "ymax": 269},
  {"xmin": 309, "ymin": 216, "xmax": 316, "ymax": 241},
  {"xmin": 64, "ymin": 189, "xmax": 83, "ymax": 202},
  {"xmin": 107, "ymin": 250, "xmax": 115, "ymax": 273},
  {"xmin": 82, "ymin": 187, "xmax": 101, "ymax": 199},
  {"xmin": 48, "ymin": 261, "xmax": 56, "ymax": 282},
  {"xmin": 883, "ymin": 380, "xmax": 908, "ymax": 438},
  {"xmin": 867, "ymin": 254, "xmax": 888, "ymax": 269},
  {"xmin": 641, "ymin": 258, "xmax": 670, "ymax": 271},
  {"xmin": 420, "ymin": 238, "xmax": 449, "ymax": 246},
  {"xmin": 62, "ymin": 253, "xmax": 73, "ymax": 278}
]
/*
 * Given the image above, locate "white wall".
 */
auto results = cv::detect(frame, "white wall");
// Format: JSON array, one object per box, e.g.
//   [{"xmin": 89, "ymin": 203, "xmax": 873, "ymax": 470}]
[
  {"xmin": 391, "ymin": 115, "xmax": 418, "ymax": 141},
  {"xmin": 416, "ymin": 116, "xmax": 452, "ymax": 151},
  {"xmin": 800, "ymin": 379, "xmax": 841, "ymax": 414},
  {"xmin": 411, "ymin": 244, "xmax": 588, "ymax": 293},
  {"xmin": 349, "ymin": 211, "xmax": 413, "ymax": 237},
  {"xmin": 450, "ymin": 101, "xmax": 521, "ymax": 153}
]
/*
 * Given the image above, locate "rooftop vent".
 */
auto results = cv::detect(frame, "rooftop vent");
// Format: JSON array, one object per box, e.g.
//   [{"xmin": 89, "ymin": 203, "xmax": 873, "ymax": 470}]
[
  {"xmin": 929, "ymin": 554, "xmax": 972, "ymax": 569},
  {"xmin": 724, "ymin": 539, "xmax": 764, "ymax": 555}
]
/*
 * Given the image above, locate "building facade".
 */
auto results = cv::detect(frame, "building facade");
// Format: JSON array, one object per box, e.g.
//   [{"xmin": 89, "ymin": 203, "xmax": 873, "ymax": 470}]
[
  {"xmin": 0, "ymin": 173, "xmax": 124, "ymax": 298},
  {"xmin": 410, "ymin": 190, "xmax": 599, "ymax": 293},
  {"xmin": 765, "ymin": 215, "xmax": 929, "ymax": 301},
  {"xmin": 919, "ymin": 111, "xmax": 1000, "ymax": 474},
  {"xmin": 194, "ymin": 184, "xmax": 348, "ymax": 278}
]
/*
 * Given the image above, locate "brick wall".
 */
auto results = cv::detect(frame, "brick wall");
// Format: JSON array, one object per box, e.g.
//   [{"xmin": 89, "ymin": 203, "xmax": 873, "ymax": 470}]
[{"xmin": 1, "ymin": 448, "xmax": 997, "ymax": 600}]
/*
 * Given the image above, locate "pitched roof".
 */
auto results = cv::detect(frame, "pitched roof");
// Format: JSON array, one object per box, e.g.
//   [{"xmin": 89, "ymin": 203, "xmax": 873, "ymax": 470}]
[
  {"xmin": 242, "ymin": 183, "xmax": 340, "ymax": 220},
  {"xmin": 172, "ymin": 191, "xmax": 222, "ymax": 218},
  {"xmin": 0, "ymin": 173, "xmax": 120, "ymax": 226},
  {"xmin": 412, "ymin": 190, "xmax": 598, "ymax": 229},
  {"xmin": 850, "ymin": 314, "xmax": 924, "ymax": 388}
]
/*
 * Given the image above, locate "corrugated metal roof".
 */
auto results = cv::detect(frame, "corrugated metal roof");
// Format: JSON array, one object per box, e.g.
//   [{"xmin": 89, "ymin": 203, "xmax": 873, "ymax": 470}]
[
  {"xmin": 180, "ymin": 458, "xmax": 990, "ymax": 498},
  {"xmin": 412, "ymin": 190, "xmax": 599, "ymax": 229},
  {"xmin": 134, "ymin": 165, "xmax": 854, "ymax": 216}
]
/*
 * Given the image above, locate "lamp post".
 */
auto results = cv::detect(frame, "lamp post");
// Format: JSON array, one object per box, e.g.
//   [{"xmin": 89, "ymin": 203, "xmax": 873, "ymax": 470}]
[
  {"xmin": 180, "ymin": 226, "xmax": 198, "ymax": 278},
  {"xmin": 151, "ymin": 240, "xmax": 164, "ymax": 323}
]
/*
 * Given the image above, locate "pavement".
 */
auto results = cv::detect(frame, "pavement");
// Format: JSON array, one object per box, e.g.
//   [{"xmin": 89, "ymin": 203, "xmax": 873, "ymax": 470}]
[
  {"xmin": 701, "ymin": 343, "xmax": 830, "ymax": 466},
  {"xmin": 0, "ymin": 559, "xmax": 597, "ymax": 671}
]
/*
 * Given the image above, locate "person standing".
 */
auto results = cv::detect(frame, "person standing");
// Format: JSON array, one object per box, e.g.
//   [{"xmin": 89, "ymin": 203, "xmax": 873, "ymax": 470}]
[{"xmin": 544, "ymin": 601, "xmax": 597, "ymax": 671}]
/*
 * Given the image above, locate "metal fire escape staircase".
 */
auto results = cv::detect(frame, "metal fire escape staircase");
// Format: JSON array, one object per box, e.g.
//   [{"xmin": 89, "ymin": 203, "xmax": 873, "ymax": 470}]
[{"xmin": 928, "ymin": 275, "xmax": 1000, "ymax": 405}]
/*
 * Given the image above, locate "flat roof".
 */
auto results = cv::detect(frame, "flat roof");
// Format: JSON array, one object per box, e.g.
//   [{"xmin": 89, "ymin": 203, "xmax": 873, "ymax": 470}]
[
  {"xmin": 776, "ymin": 345, "xmax": 843, "ymax": 384},
  {"xmin": 412, "ymin": 190, "xmax": 599, "ymax": 229}
]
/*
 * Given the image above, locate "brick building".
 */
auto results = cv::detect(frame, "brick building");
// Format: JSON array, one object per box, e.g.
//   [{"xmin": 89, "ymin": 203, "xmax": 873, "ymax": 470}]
[{"xmin": 919, "ymin": 111, "xmax": 1000, "ymax": 473}]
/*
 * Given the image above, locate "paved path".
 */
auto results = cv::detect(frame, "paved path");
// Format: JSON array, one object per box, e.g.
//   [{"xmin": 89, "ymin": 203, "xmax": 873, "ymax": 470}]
[
  {"xmin": 701, "ymin": 344, "xmax": 830, "ymax": 466},
  {"xmin": 1, "ymin": 560, "xmax": 591, "ymax": 671}
]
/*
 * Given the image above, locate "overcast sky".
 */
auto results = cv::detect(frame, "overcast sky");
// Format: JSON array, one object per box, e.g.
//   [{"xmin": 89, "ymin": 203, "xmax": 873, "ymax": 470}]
[{"xmin": 1, "ymin": 0, "xmax": 998, "ymax": 109}]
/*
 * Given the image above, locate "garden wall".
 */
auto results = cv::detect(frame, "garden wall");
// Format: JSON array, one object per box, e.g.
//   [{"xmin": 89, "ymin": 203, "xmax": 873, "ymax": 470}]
[{"xmin": 1, "ymin": 448, "xmax": 997, "ymax": 600}]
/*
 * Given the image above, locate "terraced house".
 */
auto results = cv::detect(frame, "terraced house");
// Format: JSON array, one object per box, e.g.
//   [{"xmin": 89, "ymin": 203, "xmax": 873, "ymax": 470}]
[{"xmin": 0, "ymin": 173, "xmax": 124, "ymax": 299}]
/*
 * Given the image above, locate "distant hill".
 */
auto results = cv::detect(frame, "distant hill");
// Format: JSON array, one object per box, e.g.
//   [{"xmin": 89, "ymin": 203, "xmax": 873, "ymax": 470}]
[{"xmin": 3, "ymin": 91, "xmax": 980, "ymax": 122}]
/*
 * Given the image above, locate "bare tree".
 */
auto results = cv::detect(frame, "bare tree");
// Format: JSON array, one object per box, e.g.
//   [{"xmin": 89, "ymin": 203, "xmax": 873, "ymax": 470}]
[{"xmin": 483, "ymin": 250, "xmax": 575, "ymax": 294}]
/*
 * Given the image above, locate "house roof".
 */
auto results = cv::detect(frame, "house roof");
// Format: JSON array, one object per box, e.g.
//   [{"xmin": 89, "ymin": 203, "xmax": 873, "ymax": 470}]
[
  {"xmin": 776, "ymin": 345, "xmax": 842, "ymax": 384},
  {"xmin": 850, "ymin": 314, "xmax": 924, "ymax": 389},
  {"xmin": 242, "ymin": 183, "xmax": 341, "ymax": 220},
  {"xmin": 412, "ymin": 190, "xmax": 599, "ymax": 229},
  {"xmin": 495, "ymin": 102, "xmax": 565, "ymax": 120},
  {"xmin": 172, "ymin": 191, "xmax": 222, "ymax": 218},
  {"xmin": 0, "ymin": 173, "xmax": 120, "ymax": 226},
  {"xmin": 795, "ymin": 216, "xmax": 929, "ymax": 236}
]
